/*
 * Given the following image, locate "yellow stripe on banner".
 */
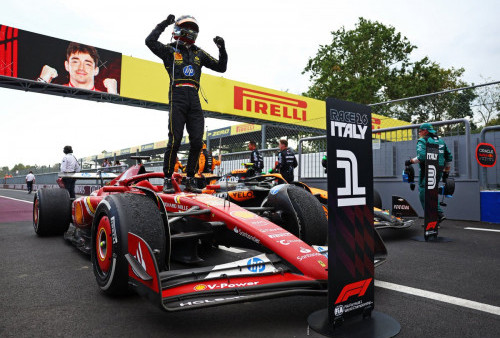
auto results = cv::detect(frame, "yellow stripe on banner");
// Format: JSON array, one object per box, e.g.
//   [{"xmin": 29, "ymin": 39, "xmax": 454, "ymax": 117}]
[
  {"xmin": 230, "ymin": 124, "xmax": 262, "ymax": 135},
  {"xmin": 120, "ymin": 55, "xmax": 170, "ymax": 104},
  {"xmin": 120, "ymin": 55, "xmax": 411, "ymax": 134}
]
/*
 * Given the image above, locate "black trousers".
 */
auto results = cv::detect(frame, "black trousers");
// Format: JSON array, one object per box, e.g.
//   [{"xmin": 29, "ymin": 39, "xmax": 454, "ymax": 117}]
[
  {"xmin": 280, "ymin": 168, "xmax": 294, "ymax": 183},
  {"xmin": 163, "ymin": 86, "xmax": 204, "ymax": 178},
  {"xmin": 27, "ymin": 181, "xmax": 33, "ymax": 193},
  {"xmin": 62, "ymin": 178, "xmax": 76, "ymax": 199}
]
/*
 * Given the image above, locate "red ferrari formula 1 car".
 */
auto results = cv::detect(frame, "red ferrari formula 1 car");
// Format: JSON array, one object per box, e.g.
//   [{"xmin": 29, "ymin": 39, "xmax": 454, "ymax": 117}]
[{"xmin": 32, "ymin": 159, "xmax": 388, "ymax": 311}]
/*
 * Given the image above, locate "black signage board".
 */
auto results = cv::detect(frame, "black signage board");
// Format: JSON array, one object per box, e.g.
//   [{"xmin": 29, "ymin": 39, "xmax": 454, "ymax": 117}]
[
  {"xmin": 424, "ymin": 143, "xmax": 439, "ymax": 241},
  {"xmin": 476, "ymin": 143, "xmax": 497, "ymax": 167},
  {"xmin": 326, "ymin": 98, "xmax": 374, "ymax": 325}
]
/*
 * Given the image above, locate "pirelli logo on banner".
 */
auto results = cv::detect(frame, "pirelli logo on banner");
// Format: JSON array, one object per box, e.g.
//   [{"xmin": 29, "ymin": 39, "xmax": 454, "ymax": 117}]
[{"xmin": 234, "ymin": 86, "xmax": 307, "ymax": 122}]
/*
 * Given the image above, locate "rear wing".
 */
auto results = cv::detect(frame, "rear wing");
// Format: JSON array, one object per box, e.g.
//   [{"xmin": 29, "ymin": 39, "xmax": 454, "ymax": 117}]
[{"xmin": 58, "ymin": 172, "xmax": 118, "ymax": 180}]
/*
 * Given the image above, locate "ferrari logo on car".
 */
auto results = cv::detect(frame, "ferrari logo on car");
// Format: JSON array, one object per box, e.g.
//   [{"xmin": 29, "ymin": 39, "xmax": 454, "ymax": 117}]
[{"xmin": 135, "ymin": 242, "xmax": 147, "ymax": 272}]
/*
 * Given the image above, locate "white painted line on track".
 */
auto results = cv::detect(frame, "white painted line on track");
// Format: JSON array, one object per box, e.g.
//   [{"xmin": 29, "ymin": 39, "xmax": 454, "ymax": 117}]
[
  {"xmin": 0, "ymin": 195, "xmax": 33, "ymax": 204},
  {"xmin": 375, "ymin": 280, "xmax": 500, "ymax": 316},
  {"xmin": 464, "ymin": 227, "xmax": 500, "ymax": 233}
]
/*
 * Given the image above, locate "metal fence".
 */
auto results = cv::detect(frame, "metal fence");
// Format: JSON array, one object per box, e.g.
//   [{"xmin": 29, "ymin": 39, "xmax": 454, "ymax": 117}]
[
  {"xmin": 4, "ymin": 82, "xmax": 500, "ymax": 189},
  {"xmin": 295, "ymin": 119, "xmax": 474, "ymax": 181}
]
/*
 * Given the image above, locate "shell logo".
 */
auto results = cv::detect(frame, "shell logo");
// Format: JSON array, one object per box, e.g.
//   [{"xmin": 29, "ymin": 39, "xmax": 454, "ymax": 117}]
[
  {"xmin": 230, "ymin": 210, "xmax": 257, "ymax": 220},
  {"xmin": 174, "ymin": 196, "xmax": 181, "ymax": 204},
  {"xmin": 194, "ymin": 284, "xmax": 207, "ymax": 291}
]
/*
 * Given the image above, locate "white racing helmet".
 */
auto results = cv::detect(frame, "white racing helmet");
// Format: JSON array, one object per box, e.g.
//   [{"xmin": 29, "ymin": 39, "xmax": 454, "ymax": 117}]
[{"xmin": 172, "ymin": 15, "xmax": 199, "ymax": 45}]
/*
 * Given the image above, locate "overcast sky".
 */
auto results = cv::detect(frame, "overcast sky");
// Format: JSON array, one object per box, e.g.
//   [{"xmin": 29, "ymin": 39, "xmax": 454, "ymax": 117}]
[{"xmin": 1, "ymin": 0, "xmax": 499, "ymax": 169}]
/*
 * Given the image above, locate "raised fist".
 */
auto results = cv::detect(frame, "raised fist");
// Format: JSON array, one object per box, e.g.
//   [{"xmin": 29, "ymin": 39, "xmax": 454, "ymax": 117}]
[
  {"xmin": 38, "ymin": 65, "xmax": 58, "ymax": 83},
  {"xmin": 166, "ymin": 14, "xmax": 176, "ymax": 26},
  {"xmin": 159, "ymin": 14, "xmax": 175, "ymax": 29},
  {"xmin": 213, "ymin": 36, "xmax": 225, "ymax": 49},
  {"xmin": 103, "ymin": 78, "xmax": 118, "ymax": 94}
]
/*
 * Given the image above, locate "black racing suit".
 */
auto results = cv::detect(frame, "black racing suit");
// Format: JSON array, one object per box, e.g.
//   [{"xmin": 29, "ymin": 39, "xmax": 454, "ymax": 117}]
[
  {"xmin": 276, "ymin": 147, "xmax": 298, "ymax": 183},
  {"xmin": 250, "ymin": 149, "xmax": 264, "ymax": 173},
  {"xmin": 145, "ymin": 21, "xmax": 227, "ymax": 178}
]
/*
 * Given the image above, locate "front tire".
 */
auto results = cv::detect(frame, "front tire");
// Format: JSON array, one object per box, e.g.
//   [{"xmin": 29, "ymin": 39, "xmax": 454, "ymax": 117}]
[
  {"xmin": 264, "ymin": 185, "xmax": 327, "ymax": 245},
  {"xmin": 33, "ymin": 188, "xmax": 71, "ymax": 236},
  {"xmin": 91, "ymin": 193, "xmax": 166, "ymax": 296}
]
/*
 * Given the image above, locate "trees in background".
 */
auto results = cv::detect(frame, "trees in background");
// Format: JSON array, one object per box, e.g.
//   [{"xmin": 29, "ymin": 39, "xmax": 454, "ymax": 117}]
[{"xmin": 302, "ymin": 17, "xmax": 477, "ymax": 124}]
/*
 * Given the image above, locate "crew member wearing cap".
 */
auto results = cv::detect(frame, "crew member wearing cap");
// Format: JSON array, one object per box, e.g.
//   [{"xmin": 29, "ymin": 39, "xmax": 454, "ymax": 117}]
[
  {"xmin": 405, "ymin": 123, "xmax": 453, "ymax": 223},
  {"xmin": 146, "ymin": 14, "xmax": 227, "ymax": 193}
]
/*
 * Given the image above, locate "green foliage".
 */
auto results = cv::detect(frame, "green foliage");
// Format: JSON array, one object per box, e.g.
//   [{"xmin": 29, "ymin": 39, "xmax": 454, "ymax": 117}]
[
  {"xmin": 303, "ymin": 17, "xmax": 473, "ymax": 123},
  {"xmin": 486, "ymin": 113, "xmax": 500, "ymax": 126},
  {"xmin": 0, "ymin": 166, "xmax": 9, "ymax": 177}
]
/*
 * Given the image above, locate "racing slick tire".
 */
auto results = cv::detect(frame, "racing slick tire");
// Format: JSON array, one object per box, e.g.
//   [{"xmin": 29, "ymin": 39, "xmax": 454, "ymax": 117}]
[
  {"xmin": 91, "ymin": 193, "xmax": 166, "ymax": 296},
  {"xmin": 374, "ymin": 189, "xmax": 382, "ymax": 209},
  {"xmin": 264, "ymin": 185, "xmax": 327, "ymax": 245},
  {"xmin": 33, "ymin": 188, "xmax": 71, "ymax": 236}
]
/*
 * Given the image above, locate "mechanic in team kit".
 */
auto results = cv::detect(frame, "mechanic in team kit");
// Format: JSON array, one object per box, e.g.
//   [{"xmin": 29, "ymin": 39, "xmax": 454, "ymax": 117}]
[
  {"xmin": 405, "ymin": 123, "xmax": 453, "ymax": 223},
  {"xmin": 248, "ymin": 140, "xmax": 264, "ymax": 174},
  {"xmin": 174, "ymin": 157, "xmax": 185, "ymax": 173},
  {"xmin": 272, "ymin": 139, "xmax": 298, "ymax": 183},
  {"xmin": 25, "ymin": 171, "xmax": 35, "ymax": 194},
  {"xmin": 60, "ymin": 145, "xmax": 81, "ymax": 199},
  {"xmin": 198, "ymin": 142, "xmax": 220, "ymax": 175},
  {"xmin": 145, "ymin": 14, "xmax": 227, "ymax": 193},
  {"xmin": 38, "ymin": 42, "xmax": 117, "ymax": 93}
]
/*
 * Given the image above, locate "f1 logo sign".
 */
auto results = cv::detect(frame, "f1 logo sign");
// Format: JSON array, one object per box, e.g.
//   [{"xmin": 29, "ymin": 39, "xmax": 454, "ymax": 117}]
[
  {"xmin": 426, "ymin": 221, "xmax": 437, "ymax": 231},
  {"xmin": 335, "ymin": 278, "xmax": 372, "ymax": 304},
  {"xmin": 336, "ymin": 149, "xmax": 366, "ymax": 207},
  {"xmin": 427, "ymin": 165, "xmax": 436, "ymax": 189}
]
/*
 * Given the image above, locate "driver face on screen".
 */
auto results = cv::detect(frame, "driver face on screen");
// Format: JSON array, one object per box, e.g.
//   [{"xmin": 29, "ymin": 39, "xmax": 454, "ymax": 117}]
[{"xmin": 64, "ymin": 52, "xmax": 99, "ymax": 89}]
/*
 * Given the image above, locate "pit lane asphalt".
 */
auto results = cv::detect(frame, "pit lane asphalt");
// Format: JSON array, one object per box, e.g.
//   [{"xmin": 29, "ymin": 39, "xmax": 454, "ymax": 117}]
[{"xmin": 0, "ymin": 188, "xmax": 499, "ymax": 337}]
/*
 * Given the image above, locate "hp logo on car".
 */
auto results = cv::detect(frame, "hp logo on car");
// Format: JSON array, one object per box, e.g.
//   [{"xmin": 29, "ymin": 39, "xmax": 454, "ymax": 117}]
[
  {"xmin": 247, "ymin": 257, "xmax": 265, "ymax": 273},
  {"xmin": 183, "ymin": 65, "xmax": 195, "ymax": 76}
]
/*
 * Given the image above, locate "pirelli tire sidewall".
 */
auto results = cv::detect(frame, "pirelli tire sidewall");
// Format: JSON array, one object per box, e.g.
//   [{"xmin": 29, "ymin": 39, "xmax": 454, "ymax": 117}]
[{"xmin": 91, "ymin": 195, "xmax": 130, "ymax": 296}]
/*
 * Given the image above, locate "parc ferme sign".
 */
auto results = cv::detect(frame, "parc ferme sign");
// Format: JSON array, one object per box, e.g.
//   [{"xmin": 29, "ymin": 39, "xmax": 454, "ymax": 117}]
[{"xmin": 326, "ymin": 98, "xmax": 375, "ymax": 325}]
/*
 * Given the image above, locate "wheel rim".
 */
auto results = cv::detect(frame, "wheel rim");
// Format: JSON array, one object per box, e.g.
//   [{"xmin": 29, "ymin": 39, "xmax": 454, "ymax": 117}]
[
  {"xmin": 96, "ymin": 216, "xmax": 113, "ymax": 274},
  {"xmin": 33, "ymin": 198, "xmax": 39, "ymax": 230}
]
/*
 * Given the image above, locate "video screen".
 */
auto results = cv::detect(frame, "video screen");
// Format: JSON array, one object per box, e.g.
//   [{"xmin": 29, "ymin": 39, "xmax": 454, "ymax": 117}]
[{"xmin": 0, "ymin": 24, "xmax": 121, "ymax": 94}]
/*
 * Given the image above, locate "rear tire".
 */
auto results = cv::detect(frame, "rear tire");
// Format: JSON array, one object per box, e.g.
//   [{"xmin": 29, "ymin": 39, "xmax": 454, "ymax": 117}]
[
  {"xmin": 33, "ymin": 188, "xmax": 71, "ymax": 236},
  {"xmin": 91, "ymin": 193, "xmax": 166, "ymax": 296}
]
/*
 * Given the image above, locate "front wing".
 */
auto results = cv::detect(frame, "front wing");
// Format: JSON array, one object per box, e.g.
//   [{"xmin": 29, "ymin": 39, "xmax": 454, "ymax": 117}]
[{"xmin": 126, "ymin": 233, "xmax": 328, "ymax": 312}]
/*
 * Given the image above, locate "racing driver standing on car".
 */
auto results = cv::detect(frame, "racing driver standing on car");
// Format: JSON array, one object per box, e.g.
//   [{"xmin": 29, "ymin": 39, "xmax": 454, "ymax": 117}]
[{"xmin": 146, "ymin": 14, "xmax": 227, "ymax": 193}]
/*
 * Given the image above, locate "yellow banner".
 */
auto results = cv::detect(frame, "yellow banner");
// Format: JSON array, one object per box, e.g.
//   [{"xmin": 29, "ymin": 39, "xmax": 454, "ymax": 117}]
[
  {"xmin": 230, "ymin": 123, "xmax": 262, "ymax": 135},
  {"xmin": 120, "ymin": 56, "xmax": 410, "ymax": 132}
]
